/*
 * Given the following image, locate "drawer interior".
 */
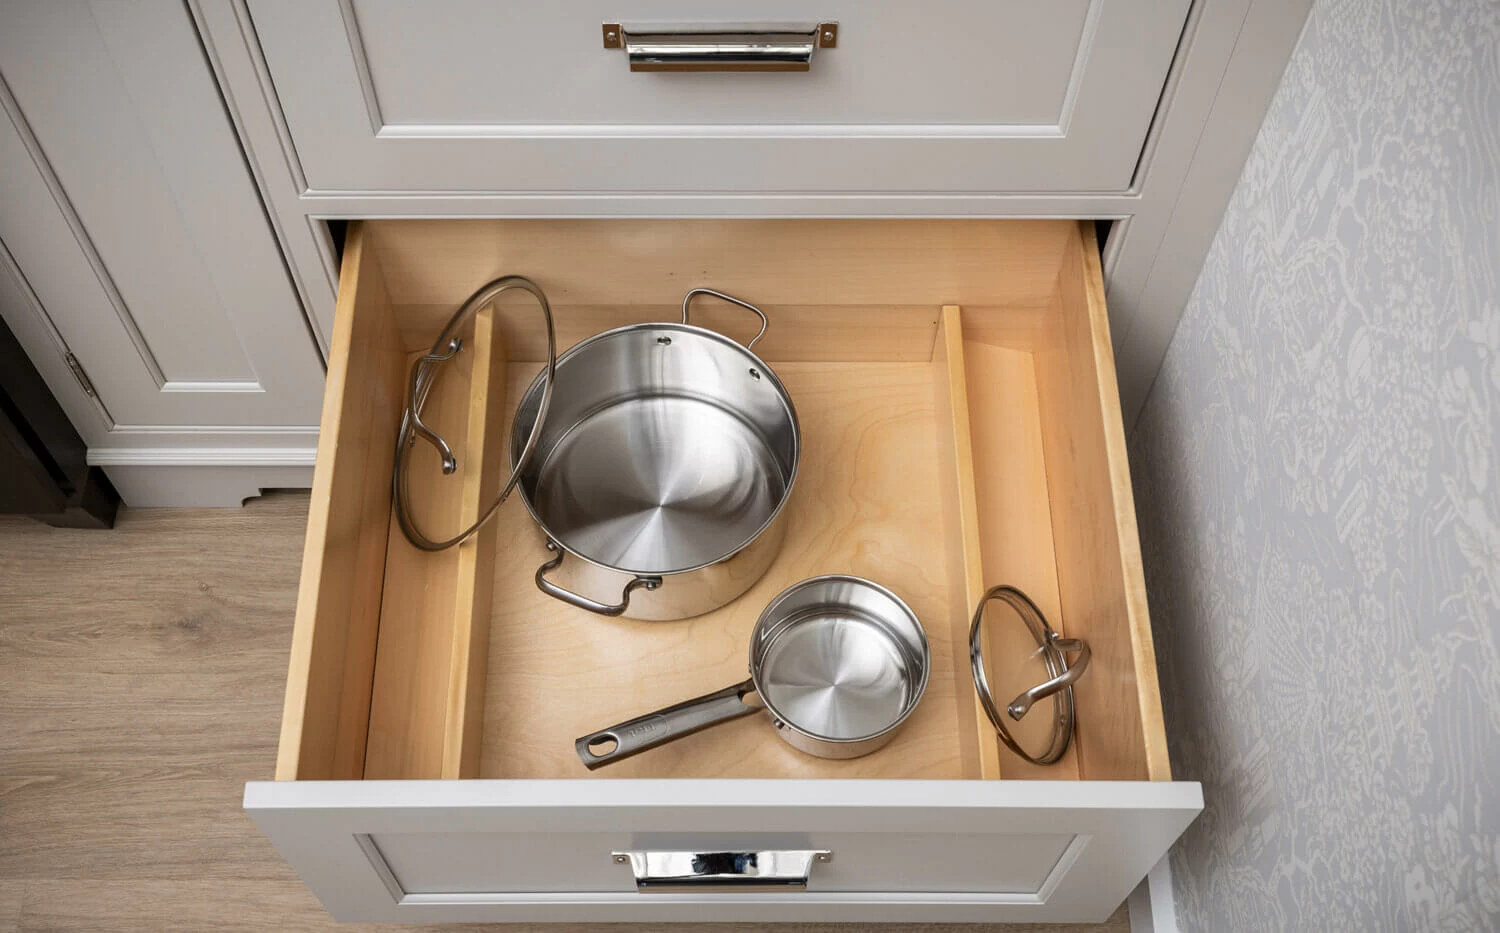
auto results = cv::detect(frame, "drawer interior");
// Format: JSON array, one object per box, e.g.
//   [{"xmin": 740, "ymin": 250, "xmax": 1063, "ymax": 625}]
[{"xmin": 276, "ymin": 219, "xmax": 1170, "ymax": 786}]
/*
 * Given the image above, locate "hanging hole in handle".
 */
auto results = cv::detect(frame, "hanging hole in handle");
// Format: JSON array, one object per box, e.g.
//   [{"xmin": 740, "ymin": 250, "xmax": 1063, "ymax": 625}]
[{"xmin": 587, "ymin": 734, "xmax": 620, "ymax": 757}]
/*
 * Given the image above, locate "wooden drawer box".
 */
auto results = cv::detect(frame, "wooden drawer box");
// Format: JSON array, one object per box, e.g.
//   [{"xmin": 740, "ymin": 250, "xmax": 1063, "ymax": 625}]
[{"xmin": 244, "ymin": 219, "xmax": 1200, "ymax": 924}]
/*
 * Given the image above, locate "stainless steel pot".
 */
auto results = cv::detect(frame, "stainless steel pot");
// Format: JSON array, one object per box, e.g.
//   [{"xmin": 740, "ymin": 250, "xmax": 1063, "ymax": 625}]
[
  {"xmin": 510, "ymin": 289, "xmax": 800, "ymax": 621},
  {"xmin": 575, "ymin": 575, "xmax": 931, "ymax": 768}
]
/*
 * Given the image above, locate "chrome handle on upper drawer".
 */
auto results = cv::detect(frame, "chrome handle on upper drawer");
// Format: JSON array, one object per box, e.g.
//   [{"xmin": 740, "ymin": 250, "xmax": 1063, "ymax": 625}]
[
  {"xmin": 602, "ymin": 23, "xmax": 838, "ymax": 72},
  {"xmin": 612, "ymin": 850, "xmax": 832, "ymax": 891}
]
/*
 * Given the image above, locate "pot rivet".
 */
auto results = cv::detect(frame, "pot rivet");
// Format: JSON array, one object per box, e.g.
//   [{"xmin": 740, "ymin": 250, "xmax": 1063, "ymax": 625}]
[
  {"xmin": 657, "ymin": 336, "xmax": 672, "ymax": 346},
  {"xmin": 749, "ymin": 367, "xmax": 761, "ymax": 380}
]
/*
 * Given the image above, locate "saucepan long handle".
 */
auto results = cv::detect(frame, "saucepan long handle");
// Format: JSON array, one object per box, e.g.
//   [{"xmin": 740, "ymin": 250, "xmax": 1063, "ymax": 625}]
[{"xmin": 576, "ymin": 678, "xmax": 760, "ymax": 769}]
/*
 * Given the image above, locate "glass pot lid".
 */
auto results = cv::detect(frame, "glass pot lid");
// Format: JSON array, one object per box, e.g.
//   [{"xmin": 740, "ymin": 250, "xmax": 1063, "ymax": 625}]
[{"xmin": 968, "ymin": 585, "xmax": 1091, "ymax": 766}]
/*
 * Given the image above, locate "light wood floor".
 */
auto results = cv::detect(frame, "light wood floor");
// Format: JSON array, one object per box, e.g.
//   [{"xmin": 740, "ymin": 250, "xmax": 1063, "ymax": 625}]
[{"xmin": 0, "ymin": 493, "xmax": 1128, "ymax": 933}]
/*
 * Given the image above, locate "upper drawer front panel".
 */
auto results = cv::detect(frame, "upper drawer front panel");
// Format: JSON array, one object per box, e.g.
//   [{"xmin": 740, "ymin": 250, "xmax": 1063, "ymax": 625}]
[
  {"xmin": 245, "ymin": 0, "xmax": 1189, "ymax": 195},
  {"xmin": 330, "ymin": 3, "xmax": 1085, "ymax": 126}
]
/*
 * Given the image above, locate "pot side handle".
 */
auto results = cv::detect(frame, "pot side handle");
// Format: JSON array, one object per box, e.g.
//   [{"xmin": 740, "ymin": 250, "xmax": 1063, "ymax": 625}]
[
  {"xmin": 681, "ymin": 288, "xmax": 768, "ymax": 351},
  {"xmin": 535, "ymin": 541, "xmax": 662, "ymax": 616}
]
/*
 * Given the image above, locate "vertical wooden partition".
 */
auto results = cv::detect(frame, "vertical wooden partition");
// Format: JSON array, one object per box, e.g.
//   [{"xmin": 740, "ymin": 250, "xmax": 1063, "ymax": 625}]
[{"xmin": 932, "ymin": 305, "xmax": 1000, "ymax": 781}]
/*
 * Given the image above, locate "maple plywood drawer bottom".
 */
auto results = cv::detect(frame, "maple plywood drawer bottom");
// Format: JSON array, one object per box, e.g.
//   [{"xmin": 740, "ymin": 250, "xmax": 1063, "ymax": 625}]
[{"xmin": 243, "ymin": 218, "xmax": 1202, "ymax": 924}]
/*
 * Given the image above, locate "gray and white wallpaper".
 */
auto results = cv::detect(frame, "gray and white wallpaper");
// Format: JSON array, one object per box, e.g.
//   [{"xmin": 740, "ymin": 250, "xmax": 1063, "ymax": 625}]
[{"xmin": 1127, "ymin": 0, "xmax": 1500, "ymax": 930}]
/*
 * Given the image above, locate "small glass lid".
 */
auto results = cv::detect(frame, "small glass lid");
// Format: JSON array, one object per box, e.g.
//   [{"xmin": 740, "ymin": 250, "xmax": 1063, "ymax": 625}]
[{"xmin": 968, "ymin": 585, "xmax": 1091, "ymax": 766}]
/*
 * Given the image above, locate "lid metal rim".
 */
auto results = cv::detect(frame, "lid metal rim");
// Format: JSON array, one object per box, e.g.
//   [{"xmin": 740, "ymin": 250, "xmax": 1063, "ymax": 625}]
[
  {"xmin": 393, "ymin": 275, "xmax": 557, "ymax": 552},
  {"xmin": 968, "ymin": 584, "xmax": 1078, "ymax": 766}
]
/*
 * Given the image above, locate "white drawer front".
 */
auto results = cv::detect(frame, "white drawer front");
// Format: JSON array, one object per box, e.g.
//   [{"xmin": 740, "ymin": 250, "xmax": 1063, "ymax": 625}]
[
  {"xmin": 373, "ymin": 831, "xmax": 1073, "ymax": 896},
  {"xmin": 243, "ymin": 0, "xmax": 1189, "ymax": 196},
  {"xmin": 245, "ymin": 779, "xmax": 1201, "ymax": 923}
]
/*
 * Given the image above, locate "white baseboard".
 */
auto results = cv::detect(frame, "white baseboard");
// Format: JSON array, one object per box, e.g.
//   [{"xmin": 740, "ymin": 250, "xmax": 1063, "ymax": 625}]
[
  {"xmin": 1128, "ymin": 856, "xmax": 1180, "ymax": 933},
  {"xmin": 99, "ymin": 461, "xmax": 314, "ymax": 508},
  {"xmin": 88, "ymin": 446, "xmax": 316, "ymax": 507},
  {"xmin": 87, "ymin": 446, "xmax": 318, "ymax": 467}
]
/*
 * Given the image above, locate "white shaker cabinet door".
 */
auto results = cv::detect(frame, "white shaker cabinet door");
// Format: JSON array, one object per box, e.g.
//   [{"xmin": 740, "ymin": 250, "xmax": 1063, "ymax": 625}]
[
  {"xmin": 244, "ymin": 0, "xmax": 1190, "ymax": 196},
  {"xmin": 0, "ymin": 1, "xmax": 323, "ymax": 429},
  {"xmin": 245, "ymin": 779, "xmax": 1202, "ymax": 924}
]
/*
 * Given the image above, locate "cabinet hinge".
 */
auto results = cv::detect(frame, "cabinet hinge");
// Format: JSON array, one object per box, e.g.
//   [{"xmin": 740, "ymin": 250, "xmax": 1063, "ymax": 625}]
[{"xmin": 64, "ymin": 352, "xmax": 96, "ymax": 398}]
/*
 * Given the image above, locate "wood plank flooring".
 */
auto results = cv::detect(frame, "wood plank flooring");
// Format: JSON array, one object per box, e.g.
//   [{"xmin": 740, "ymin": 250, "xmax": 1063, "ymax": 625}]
[{"xmin": 0, "ymin": 493, "xmax": 1128, "ymax": 932}]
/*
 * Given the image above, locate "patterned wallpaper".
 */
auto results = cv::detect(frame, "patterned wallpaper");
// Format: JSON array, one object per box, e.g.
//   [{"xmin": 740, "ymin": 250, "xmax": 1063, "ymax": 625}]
[{"xmin": 1127, "ymin": 0, "xmax": 1500, "ymax": 930}]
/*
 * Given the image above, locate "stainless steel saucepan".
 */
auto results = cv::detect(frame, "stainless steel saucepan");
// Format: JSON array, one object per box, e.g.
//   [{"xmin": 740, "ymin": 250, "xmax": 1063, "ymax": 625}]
[
  {"xmin": 510, "ymin": 289, "xmax": 799, "ymax": 621},
  {"xmin": 576, "ymin": 575, "xmax": 930, "ymax": 768}
]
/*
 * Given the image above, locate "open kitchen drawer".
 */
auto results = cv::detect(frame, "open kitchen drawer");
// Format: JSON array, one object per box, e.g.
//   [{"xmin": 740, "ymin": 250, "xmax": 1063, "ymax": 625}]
[{"xmin": 244, "ymin": 219, "xmax": 1201, "ymax": 924}]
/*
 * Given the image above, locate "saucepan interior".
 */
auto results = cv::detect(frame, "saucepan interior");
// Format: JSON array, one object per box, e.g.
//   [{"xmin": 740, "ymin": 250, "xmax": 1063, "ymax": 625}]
[{"xmin": 751, "ymin": 575, "xmax": 930, "ymax": 754}]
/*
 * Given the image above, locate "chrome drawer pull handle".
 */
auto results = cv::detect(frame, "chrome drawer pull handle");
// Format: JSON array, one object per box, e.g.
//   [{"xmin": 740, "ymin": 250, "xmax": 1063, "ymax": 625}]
[
  {"xmin": 611, "ymin": 850, "xmax": 832, "ymax": 892},
  {"xmin": 602, "ymin": 23, "xmax": 838, "ymax": 72}
]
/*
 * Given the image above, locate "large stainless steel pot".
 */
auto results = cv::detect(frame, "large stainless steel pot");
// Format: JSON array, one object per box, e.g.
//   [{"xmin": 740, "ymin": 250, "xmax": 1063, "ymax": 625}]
[{"xmin": 510, "ymin": 289, "xmax": 800, "ymax": 621}]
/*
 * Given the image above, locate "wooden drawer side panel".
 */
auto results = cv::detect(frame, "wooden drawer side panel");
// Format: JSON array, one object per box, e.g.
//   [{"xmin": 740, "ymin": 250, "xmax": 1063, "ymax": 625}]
[
  {"xmin": 1033, "ymin": 223, "xmax": 1171, "ymax": 782},
  {"xmin": 276, "ymin": 225, "xmax": 405, "ymax": 780}
]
